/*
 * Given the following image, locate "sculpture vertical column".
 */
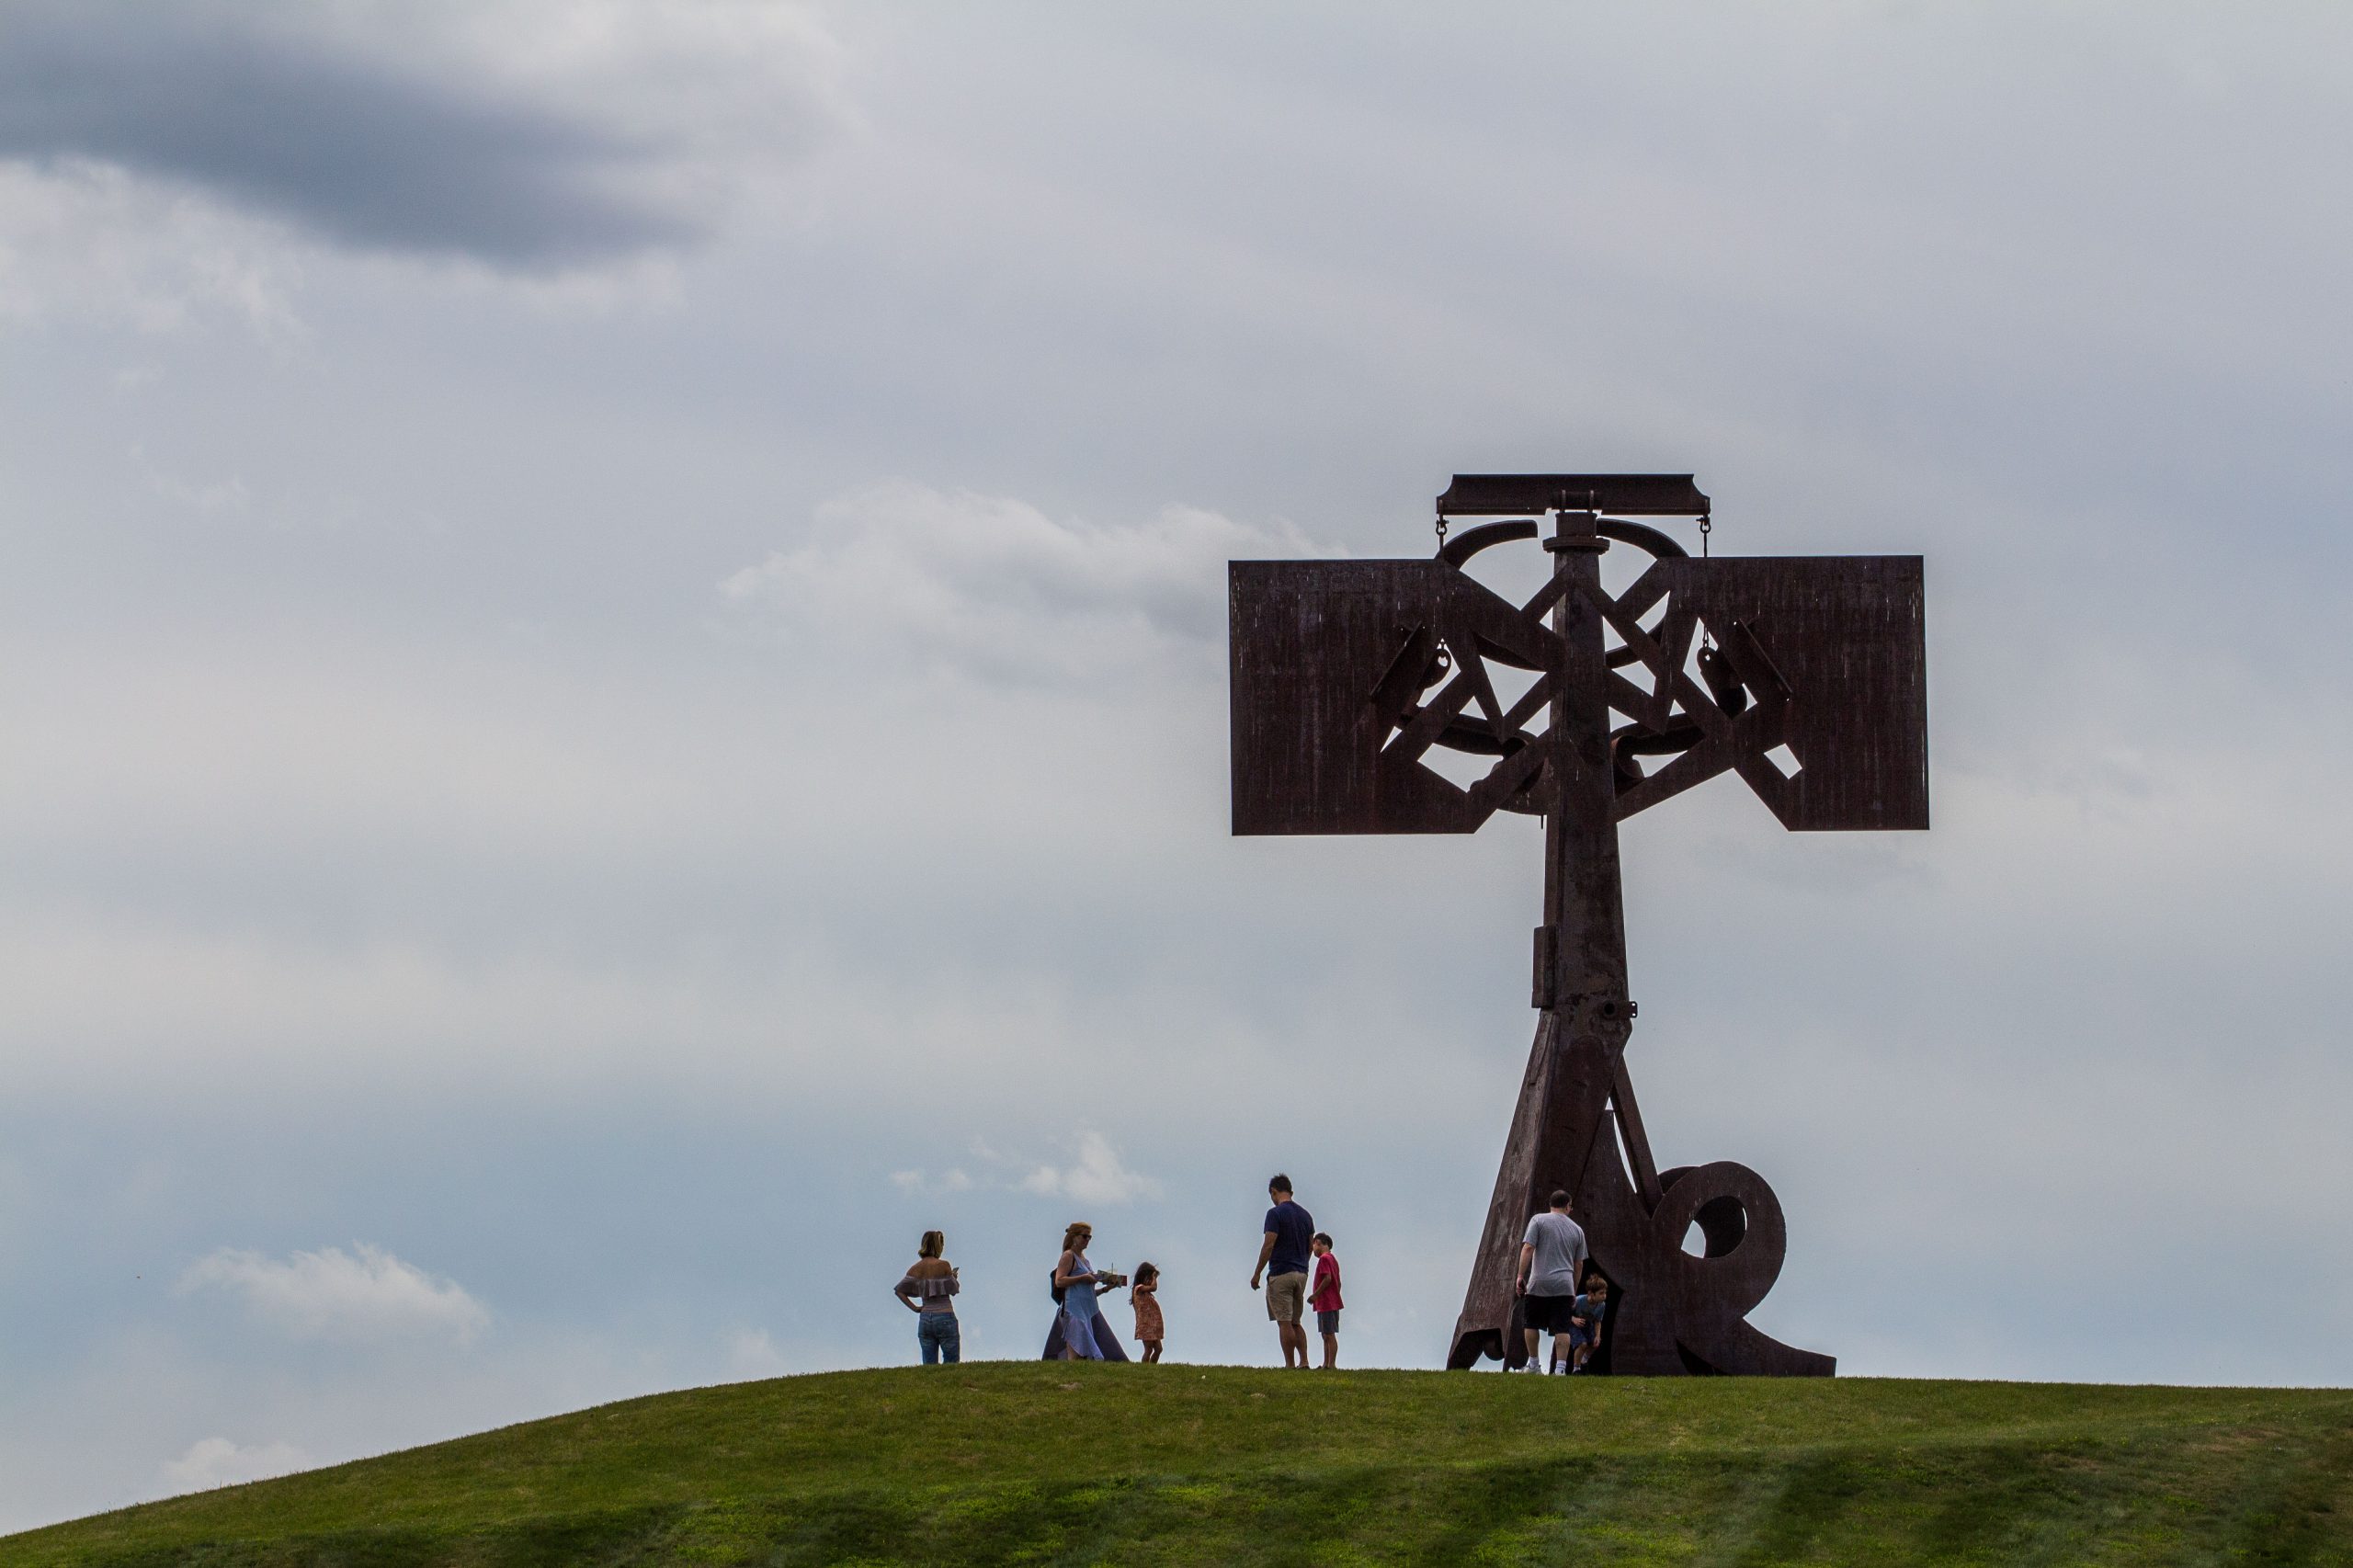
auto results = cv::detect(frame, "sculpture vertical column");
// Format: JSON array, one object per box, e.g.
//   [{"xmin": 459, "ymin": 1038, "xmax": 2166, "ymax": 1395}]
[{"xmin": 1449, "ymin": 507, "xmax": 1665, "ymax": 1372}]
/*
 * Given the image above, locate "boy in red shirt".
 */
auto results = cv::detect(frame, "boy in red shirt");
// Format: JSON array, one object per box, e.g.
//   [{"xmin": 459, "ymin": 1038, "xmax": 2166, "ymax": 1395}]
[{"xmin": 1309, "ymin": 1233, "xmax": 1344, "ymax": 1369}]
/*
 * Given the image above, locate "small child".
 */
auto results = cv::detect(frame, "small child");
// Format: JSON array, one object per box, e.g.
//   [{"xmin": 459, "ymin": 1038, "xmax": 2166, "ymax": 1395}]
[
  {"xmin": 1309, "ymin": 1233, "xmax": 1343, "ymax": 1369},
  {"xmin": 1564, "ymin": 1272, "xmax": 1607, "ymax": 1374},
  {"xmin": 1131, "ymin": 1262, "xmax": 1165, "ymax": 1363}
]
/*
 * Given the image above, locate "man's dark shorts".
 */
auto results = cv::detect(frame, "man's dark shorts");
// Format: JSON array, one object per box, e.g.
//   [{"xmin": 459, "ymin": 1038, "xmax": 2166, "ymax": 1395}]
[{"xmin": 1524, "ymin": 1292, "xmax": 1579, "ymax": 1334}]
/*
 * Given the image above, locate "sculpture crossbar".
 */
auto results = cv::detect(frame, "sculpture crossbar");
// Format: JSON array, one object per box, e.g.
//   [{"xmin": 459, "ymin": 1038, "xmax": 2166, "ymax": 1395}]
[{"xmin": 1228, "ymin": 473, "xmax": 1927, "ymax": 1375}]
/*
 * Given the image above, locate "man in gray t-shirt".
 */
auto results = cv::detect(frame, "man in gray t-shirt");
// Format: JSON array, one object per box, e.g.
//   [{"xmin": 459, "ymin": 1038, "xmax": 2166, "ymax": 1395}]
[{"xmin": 1516, "ymin": 1189, "xmax": 1589, "ymax": 1373}]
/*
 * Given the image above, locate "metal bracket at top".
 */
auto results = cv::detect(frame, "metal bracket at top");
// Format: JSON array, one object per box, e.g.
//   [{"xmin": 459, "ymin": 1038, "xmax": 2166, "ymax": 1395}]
[{"xmin": 1437, "ymin": 473, "xmax": 1711, "ymax": 518}]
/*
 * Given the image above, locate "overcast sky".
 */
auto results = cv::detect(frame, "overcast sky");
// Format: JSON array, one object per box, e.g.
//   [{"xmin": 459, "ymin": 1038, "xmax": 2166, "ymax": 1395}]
[{"xmin": 4, "ymin": 0, "xmax": 2351, "ymax": 1532}]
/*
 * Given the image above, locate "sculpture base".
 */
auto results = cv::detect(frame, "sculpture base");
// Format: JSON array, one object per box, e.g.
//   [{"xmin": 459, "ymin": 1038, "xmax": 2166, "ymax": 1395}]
[{"xmin": 1449, "ymin": 1006, "xmax": 1834, "ymax": 1378}]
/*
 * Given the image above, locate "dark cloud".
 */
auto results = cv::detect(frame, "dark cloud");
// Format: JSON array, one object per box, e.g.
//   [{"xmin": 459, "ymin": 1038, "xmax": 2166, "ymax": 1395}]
[{"xmin": 0, "ymin": 5, "xmax": 717, "ymax": 265}]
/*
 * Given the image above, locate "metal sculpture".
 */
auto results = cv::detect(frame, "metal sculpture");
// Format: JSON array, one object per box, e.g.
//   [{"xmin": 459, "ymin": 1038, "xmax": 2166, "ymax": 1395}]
[{"xmin": 1228, "ymin": 474, "xmax": 1927, "ymax": 1375}]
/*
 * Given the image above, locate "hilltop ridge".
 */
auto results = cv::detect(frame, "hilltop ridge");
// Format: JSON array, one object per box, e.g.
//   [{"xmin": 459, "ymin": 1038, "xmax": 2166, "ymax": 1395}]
[{"xmin": 6, "ymin": 1363, "xmax": 2349, "ymax": 1565}]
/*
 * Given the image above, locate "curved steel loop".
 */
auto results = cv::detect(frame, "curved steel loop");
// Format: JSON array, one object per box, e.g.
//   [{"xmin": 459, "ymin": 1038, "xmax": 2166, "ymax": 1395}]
[
  {"xmin": 1438, "ymin": 517, "xmax": 1540, "ymax": 566},
  {"xmin": 1647, "ymin": 1160, "xmax": 1787, "ymax": 1323},
  {"xmin": 1441, "ymin": 516, "xmax": 1685, "ymax": 566},
  {"xmin": 1597, "ymin": 517, "xmax": 1689, "ymax": 560}
]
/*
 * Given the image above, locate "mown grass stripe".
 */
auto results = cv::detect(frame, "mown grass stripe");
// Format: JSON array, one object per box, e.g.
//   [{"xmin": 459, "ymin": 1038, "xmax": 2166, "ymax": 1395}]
[{"xmin": 6, "ymin": 1366, "xmax": 2350, "ymax": 1566}]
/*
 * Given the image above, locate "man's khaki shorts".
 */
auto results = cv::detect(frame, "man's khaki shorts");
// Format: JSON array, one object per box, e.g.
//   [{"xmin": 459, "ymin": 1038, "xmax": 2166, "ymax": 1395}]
[{"xmin": 1266, "ymin": 1270, "xmax": 1308, "ymax": 1324}]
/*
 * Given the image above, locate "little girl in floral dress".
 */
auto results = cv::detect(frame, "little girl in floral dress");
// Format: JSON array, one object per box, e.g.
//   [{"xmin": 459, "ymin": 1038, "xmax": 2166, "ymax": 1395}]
[{"xmin": 1131, "ymin": 1262, "xmax": 1165, "ymax": 1362}]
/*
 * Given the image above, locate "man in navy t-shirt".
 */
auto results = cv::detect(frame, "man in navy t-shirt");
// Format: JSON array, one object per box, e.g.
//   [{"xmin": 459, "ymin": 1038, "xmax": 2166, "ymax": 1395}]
[{"xmin": 1249, "ymin": 1174, "xmax": 1316, "ymax": 1369}]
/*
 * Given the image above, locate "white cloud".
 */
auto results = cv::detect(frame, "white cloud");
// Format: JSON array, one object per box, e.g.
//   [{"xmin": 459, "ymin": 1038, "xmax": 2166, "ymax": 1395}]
[
  {"xmin": 722, "ymin": 1328, "xmax": 790, "ymax": 1381},
  {"xmin": 176, "ymin": 1244, "xmax": 488, "ymax": 1346},
  {"xmin": 0, "ymin": 161, "xmax": 304, "ymax": 337},
  {"xmin": 161, "ymin": 1436, "xmax": 312, "ymax": 1493},
  {"xmin": 892, "ymin": 1167, "xmax": 977, "ymax": 1196},
  {"xmin": 1017, "ymin": 1131, "xmax": 1161, "ymax": 1207},
  {"xmin": 721, "ymin": 482, "xmax": 1337, "ymax": 685}
]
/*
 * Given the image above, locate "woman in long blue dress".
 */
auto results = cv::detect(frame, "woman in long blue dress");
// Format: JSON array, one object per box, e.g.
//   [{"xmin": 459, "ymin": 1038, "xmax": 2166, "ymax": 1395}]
[{"xmin": 1047, "ymin": 1221, "xmax": 1127, "ymax": 1361}]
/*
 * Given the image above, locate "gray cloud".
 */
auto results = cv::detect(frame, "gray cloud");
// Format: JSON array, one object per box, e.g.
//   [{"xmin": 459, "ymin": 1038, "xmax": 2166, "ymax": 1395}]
[{"xmin": 0, "ymin": 1, "xmax": 835, "ymax": 266}]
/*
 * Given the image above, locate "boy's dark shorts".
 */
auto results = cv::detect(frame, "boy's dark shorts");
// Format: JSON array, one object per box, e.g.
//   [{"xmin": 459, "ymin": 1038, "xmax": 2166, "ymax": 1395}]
[
  {"xmin": 1316, "ymin": 1309, "xmax": 1340, "ymax": 1334},
  {"xmin": 1524, "ymin": 1292, "xmax": 1580, "ymax": 1334}
]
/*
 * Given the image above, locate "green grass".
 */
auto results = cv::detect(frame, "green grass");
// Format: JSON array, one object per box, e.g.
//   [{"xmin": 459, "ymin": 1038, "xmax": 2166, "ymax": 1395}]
[{"xmin": 6, "ymin": 1364, "xmax": 2351, "ymax": 1565}]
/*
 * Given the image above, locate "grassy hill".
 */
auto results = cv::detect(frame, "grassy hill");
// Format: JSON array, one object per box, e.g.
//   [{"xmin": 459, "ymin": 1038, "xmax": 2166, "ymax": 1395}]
[{"xmin": 5, "ymin": 1363, "xmax": 2349, "ymax": 1565}]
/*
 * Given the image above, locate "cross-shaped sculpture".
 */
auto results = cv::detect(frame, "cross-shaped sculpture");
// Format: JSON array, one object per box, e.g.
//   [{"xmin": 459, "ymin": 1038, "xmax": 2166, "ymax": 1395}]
[{"xmin": 1229, "ymin": 474, "xmax": 1927, "ymax": 1374}]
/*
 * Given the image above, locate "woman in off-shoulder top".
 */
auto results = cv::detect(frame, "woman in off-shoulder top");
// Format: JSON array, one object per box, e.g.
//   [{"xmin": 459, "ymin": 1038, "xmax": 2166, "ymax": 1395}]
[{"xmin": 893, "ymin": 1230, "xmax": 961, "ymax": 1364}]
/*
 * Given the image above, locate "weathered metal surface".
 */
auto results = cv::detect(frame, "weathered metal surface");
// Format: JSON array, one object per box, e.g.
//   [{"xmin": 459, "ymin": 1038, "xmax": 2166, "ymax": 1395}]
[
  {"xmin": 1228, "ymin": 559, "xmax": 1557, "ymax": 835},
  {"xmin": 1447, "ymin": 1015, "xmax": 1833, "ymax": 1376},
  {"xmin": 1607, "ymin": 556, "xmax": 1928, "ymax": 831},
  {"xmin": 1438, "ymin": 517, "xmax": 1539, "ymax": 566},
  {"xmin": 1232, "ymin": 554, "xmax": 1927, "ymax": 839},
  {"xmin": 1226, "ymin": 474, "xmax": 1927, "ymax": 1378},
  {"xmin": 1438, "ymin": 473, "xmax": 1712, "ymax": 517}
]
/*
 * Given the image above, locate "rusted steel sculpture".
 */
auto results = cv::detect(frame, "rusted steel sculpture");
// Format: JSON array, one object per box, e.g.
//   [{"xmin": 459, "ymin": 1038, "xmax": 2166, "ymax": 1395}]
[{"xmin": 1229, "ymin": 475, "xmax": 1927, "ymax": 1375}]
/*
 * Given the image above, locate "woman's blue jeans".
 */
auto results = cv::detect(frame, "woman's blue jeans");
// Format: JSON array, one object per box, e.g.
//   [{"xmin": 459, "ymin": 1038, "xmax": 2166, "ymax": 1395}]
[{"xmin": 917, "ymin": 1312, "xmax": 961, "ymax": 1365}]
